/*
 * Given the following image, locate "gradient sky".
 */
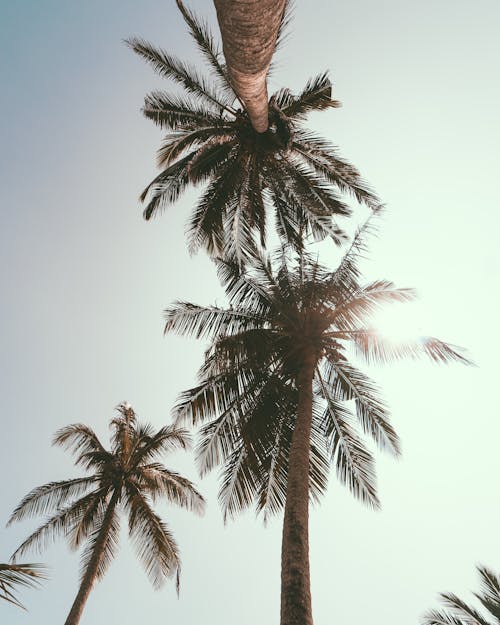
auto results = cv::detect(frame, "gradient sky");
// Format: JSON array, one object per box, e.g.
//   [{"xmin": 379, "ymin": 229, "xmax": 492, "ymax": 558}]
[{"xmin": 1, "ymin": 1, "xmax": 499, "ymax": 624}]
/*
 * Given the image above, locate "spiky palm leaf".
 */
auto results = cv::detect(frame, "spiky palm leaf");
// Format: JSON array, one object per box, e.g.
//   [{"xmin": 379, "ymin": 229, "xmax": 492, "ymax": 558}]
[
  {"xmin": 9, "ymin": 403, "xmax": 205, "ymax": 624},
  {"xmin": 0, "ymin": 562, "xmax": 47, "ymax": 610},
  {"xmin": 422, "ymin": 565, "xmax": 500, "ymax": 625},
  {"xmin": 127, "ymin": 3, "xmax": 379, "ymax": 263}
]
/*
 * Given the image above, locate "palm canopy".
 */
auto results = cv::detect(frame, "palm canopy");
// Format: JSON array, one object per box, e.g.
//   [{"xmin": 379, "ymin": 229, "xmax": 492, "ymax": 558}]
[
  {"xmin": 164, "ymin": 217, "xmax": 471, "ymax": 520},
  {"xmin": 127, "ymin": 2, "xmax": 379, "ymax": 263},
  {"xmin": 422, "ymin": 565, "xmax": 500, "ymax": 625},
  {"xmin": 8, "ymin": 403, "xmax": 205, "ymax": 591},
  {"xmin": 0, "ymin": 562, "xmax": 47, "ymax": 610}
]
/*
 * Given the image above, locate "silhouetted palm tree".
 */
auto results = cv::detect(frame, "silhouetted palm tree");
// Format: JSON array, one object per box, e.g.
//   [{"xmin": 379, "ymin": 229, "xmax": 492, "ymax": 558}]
[
  {"xmin": 422, "ymin": 565, "xmax": 500, "ymax": 625},
  {"xmin": 8, "ymin": 403, "xmax": 205, "ymax": 625},
  {"xmin": 0, "ymin": 562, "xmax": 47, "ymax": 610},
  {"xmin": 164, "ymin": 217, "xmax": 471, "ymax": 625},
  {"xmin": 212, "ymin": 0, "xmax": 289, "ymax": 132},
  {"xmin": 127, "ymin": 2, "xmax": 378, "ymax": 263}
]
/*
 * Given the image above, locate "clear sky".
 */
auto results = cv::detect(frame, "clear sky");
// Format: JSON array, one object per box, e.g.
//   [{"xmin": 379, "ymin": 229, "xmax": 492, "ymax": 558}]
[{"xmin": 1, "ymin": 1, "xmax": 499, "ymax": 624}]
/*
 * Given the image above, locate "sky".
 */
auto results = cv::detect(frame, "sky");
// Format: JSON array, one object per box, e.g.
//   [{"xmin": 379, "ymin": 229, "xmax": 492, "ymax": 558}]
[{"xmin": 1, "ymin": 1, "xmax": 499, "ymax": 624}]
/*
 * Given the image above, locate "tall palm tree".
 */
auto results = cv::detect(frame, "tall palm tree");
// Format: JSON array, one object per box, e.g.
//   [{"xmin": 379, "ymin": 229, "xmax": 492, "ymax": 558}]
[
  {"xmin": 0, "ymin": 562, "xmax": 47, "ymax": 610},
  {"xmin": 212, "ymin": 0, "xmax": 288, "ymax": 132},
  {"xmin": 127, "ymin": 2, "xmax": 378, "ymax": 263},
  {"xmin": 8, "ymin": 402, "xmax": 205, "ymax": 625},
  {"xmin": 164, "ymin": 218, "xmax": 471, "ymax": 625},
  {"xmin": 422, "ymin": 565, "xmax": 500, "ymax": 625}
]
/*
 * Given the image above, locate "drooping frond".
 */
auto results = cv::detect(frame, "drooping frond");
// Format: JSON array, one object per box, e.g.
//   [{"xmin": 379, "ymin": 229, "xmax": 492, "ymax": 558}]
[
  {"xmin": 321, "ymin": 356, "xmax": 400, "ymax": 455},
  {"xmin": 317, "ymin": 370, "xmax": 380, "ymax": 508},
  {"xmin": 439, "ymin": 593, "xmax": 491, "ymax": 625},
  {"xmin": 7, "ymin": 478, "xmax": 96, "ymax": 525},
  {"xmin": 125, "ymin": 486, "xmax": 180, "ymax": 590},
  {"xmin": 11, "ymin": 490, "xmax": 106, "ymax": 560},
  {"xmin": 137, "ymin": 464, "xmax": 205, "ymax": 514},
  {"xmin": 0, "ymin": 563, "xmax": 48, "ymax": 610}
]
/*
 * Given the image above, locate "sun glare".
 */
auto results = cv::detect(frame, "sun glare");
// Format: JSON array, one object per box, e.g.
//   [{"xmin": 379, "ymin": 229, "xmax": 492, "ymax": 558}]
[{"xmin": 371, "ymin": 302, "xmax": 425, "ymax": 344}]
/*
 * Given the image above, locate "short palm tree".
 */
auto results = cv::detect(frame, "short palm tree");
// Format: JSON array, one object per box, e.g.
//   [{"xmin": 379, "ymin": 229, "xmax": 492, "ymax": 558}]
[
  {"xmin": 127, "ymin": 2, "xmax": 379, "ymax": 263},
  {"xmin": 164, "ymin": 217, "xmax": 471, "ymax": 625},
  {"xmin": 422, "ymin": 565, "xmax": 500, "ymax": 625},
  {"xmin": 8, "ymin": 402, "xmax": 205, "ymax": 625},
  {"xmin": 0, "ymin": 562, "xmax": 47, "ymax": 610}
]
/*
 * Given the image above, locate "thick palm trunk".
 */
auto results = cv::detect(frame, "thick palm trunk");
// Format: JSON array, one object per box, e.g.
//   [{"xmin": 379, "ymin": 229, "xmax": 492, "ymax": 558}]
[
  {"xmin": 64, "ymin": 493, "xmax": 119, "ymax": 625},
  {"xmin": 213, "ymin": 0, "xmax": 288, "ymax": 133},
  {"xmin": 280, "ymin": 356, "xmax": 315, "ymax": 625}
]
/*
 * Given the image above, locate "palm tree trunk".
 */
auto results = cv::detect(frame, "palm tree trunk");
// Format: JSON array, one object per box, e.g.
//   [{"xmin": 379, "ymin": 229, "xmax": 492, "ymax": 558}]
[
  {"xmin": 213, "ymin": 0, "xmax": 287, "ymax": 133},
  {"xmin": 280, "ymin": 355, "xmax": 315, "ymax": 625},
  {"xmin": 64, "ymin": 492, "xmax": 119, "ymax": 625}
]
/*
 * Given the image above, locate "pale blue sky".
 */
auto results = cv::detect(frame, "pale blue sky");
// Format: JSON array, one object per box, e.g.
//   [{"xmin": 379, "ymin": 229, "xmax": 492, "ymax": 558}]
[{"xmin": 1, "ymin": 1, "xmax": 499, "ymax": 624}]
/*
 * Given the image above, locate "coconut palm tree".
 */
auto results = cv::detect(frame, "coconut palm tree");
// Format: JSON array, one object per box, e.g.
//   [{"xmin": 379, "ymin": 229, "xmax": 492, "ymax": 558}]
[
  {"xmin": 422, "ymin": 565, "xmax": 500, "ymax": 625},
  {"xmin": 8, "ymin": 402, "xmax": 205, "ymax": 625},
  {"xmin": 127, "ymin": 2, "xmax": 378, "ymax": 263},
  {"xmin": 0, "ymin": 562, "xmax": 47, "ymax": 610},
  {"xmin": 164, "ymin": 217, "xmax": 471, "ymax": 625},
  {"xmin": 212, "ymin": 0, "xmax": 289, "ymax": 132}
]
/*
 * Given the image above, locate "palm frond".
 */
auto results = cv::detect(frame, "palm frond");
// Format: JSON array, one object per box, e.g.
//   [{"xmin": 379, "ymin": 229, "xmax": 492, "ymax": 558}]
[
  {"xmin": 142, "ymin": 91, "xmax": 226, "ymax": 129},
  {"xmin": 317, "ymin": 371, "xmax": 379, "ymax": 508},
  {"xmin": 349, "ymin": 331, "xmax": 473, "ymax": 366},
  {"xmin": 7, "ymin": 478, "xmax": 96, "ymax": 525},
  {"xmin": 321, "ymin": 357, "xmax": 400, "ymax": 455},
  {"xmin": 126, "ymin": 37, "xmax": 233, "ymax": 114},
  {"xmin": 292, "ymin": 130, "xmax": 380, "ymax": 209},
  {"xmin": 126, "ymin": 486, "xmax": 180, "ymax": 590},
  {"xmin": 277, "ymin": 72, "xmax": 341, "ymax": 119},
  {"xmin": 175, "ymin": 0, "xmax": 233, "ymax": 92},
  {"xmin": 0, "ymin": 563, "xmax": 48, "ymax": 610},
  {"xmin": 11, "ymin": 490, "xmax": 105, "ymax": 560},
  {"xmin": 475, "ymin": 566, "xmax": 500, "ymax": 620},
  {"xmin": 141, "ymin": 153, "xmax": 196, "ymax": 220},
  {"xmin": 53, "ymin": 424, "xmax": 109, "ymax": 465},
  {"xmin": 440, "ymin": 593, "xmax": 491, "ymax": 625},
  {"xmin": 137, "ymin": 464, "xmax": 205, "ymax": 514},
  {"xmin": 156, "ymin": 126, "xmax": 234, "ymax": 168}
]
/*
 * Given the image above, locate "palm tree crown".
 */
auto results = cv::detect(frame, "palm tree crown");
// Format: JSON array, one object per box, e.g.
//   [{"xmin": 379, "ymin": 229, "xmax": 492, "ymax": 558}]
[
  {"xmin": 127, "ymin": 2, "xmax": 379, "ymax": 263},
  {"xmin": 8, "ymin": 403, "xmax": 205, "ymax": 625},
  {"xmin": 423, "ymin": 565, "xmax": 500, "ymax": 625},
  {"xmin": 166, "ymin": 220, "xmax": 470, "ymax": 518},
  {"xmin": 163, "ymin": 216, "xmax": 471, "ymax": 625},
  {"xmin": 0, "ymin": 562, "xmax": 47, "ymax": 610}
]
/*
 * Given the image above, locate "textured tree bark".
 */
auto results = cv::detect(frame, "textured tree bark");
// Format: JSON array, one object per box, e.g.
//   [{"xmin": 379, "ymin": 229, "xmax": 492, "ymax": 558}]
[
  {"xmin": 64, "ymin": 492, "xmax": 119, "ymax": 625},
  {"xmin": 280, "ymin": 355, "xmax": 315, "ymax": 625},
  {"xmin": 213, "ymin": 0, "xmax": 288, "ymax": 133}
]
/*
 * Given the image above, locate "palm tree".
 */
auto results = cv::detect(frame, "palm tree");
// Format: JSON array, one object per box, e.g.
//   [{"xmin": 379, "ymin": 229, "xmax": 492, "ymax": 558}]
[
  {"xmin": 0, "ymin": 562, "xmax": 47, "ymax": 610},
  {"xmin": 163, "ymin": 217, "xmax": 471, "ymax": 625},
  {"xmin": 127, "ymin": 2, "xmax": 379, "ymax": 263},
  {"xmin": 422, "ymin": 565, "xmax": 500, "ymax": 625},
  {"xmin": 212, "ymin": 0, "xmax": 288, "ymax": 132},
  {"xmin": 8, "ymin": 402, "xmax": 205, "ymax": 625}
]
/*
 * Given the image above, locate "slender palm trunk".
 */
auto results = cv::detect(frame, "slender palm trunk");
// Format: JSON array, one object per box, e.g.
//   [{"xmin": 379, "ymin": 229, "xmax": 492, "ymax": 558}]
[
  {"xmin": 213, "ymin": 0, "xmax": 287, "ymax": 133},
  {"xmin": 280, "ymin": 355, "xmax": 315, "ymax": 625},
  {"xmin": 64, "ymin": 492, "xmax": 119, "ymax": 625}
]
